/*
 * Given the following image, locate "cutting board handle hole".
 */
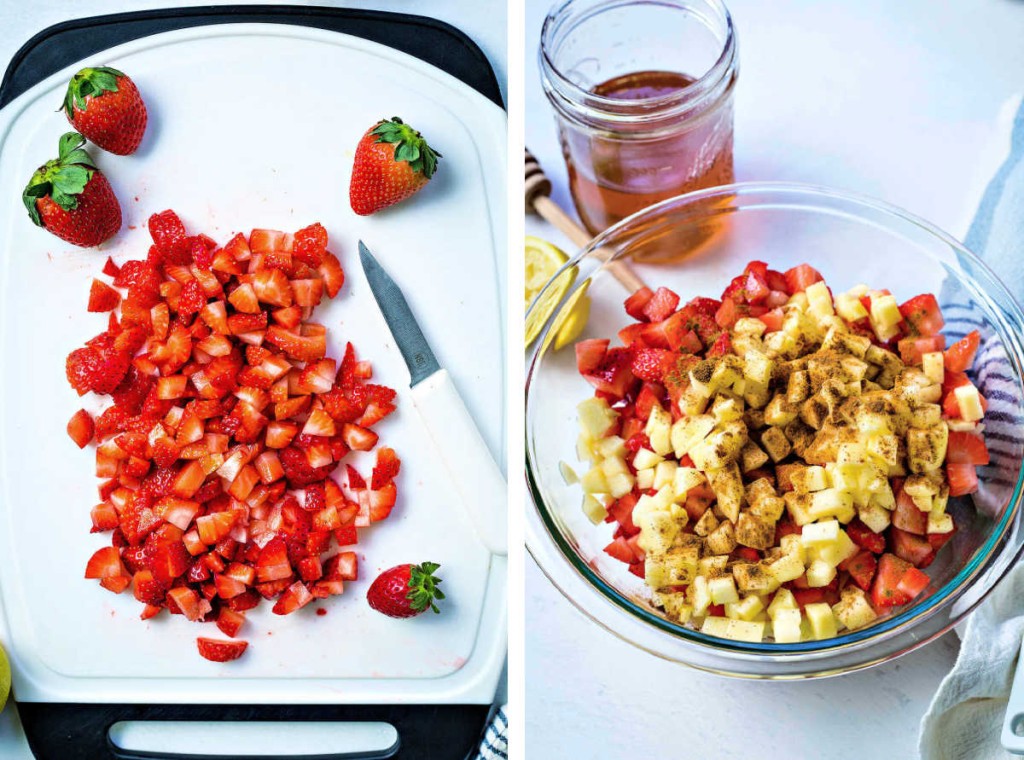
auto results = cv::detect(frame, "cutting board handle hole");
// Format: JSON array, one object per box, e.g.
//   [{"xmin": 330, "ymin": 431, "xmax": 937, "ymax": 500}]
[{"xmin": 108, "ymin": 720, "xmax": 400, "ymax": 758}]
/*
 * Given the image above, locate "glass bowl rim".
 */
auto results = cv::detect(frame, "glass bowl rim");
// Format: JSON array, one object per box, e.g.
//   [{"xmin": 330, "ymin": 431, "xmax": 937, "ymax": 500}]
[{"xmin": 525, "ymin": 180, "xmax": 1024, "ymax": 660}]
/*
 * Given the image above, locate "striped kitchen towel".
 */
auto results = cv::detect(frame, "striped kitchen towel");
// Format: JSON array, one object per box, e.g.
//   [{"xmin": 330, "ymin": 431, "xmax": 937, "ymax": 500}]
[
  {"xmin": 919, "ymin": 94, "xmax": 1024, "ymax": 760},
  {"xmin": 474, "ymin": 704, "xmax": 507, "ymax": 759}
]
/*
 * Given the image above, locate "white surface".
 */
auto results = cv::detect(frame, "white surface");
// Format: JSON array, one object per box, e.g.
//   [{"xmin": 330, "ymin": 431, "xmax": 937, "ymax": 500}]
[
  {"xmin": 412, "ymin": 369, "xmax": 508, "ymax": 555},
  {"xmin": 525, "ymin": 0, "xmax": 1024, "ymax": 757}
]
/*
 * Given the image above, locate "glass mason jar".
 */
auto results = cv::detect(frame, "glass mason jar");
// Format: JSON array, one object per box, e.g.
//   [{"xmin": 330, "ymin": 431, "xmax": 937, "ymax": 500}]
[{"xmin": 540, "ymin": 0, "xmax": 739, "ymax": 240}]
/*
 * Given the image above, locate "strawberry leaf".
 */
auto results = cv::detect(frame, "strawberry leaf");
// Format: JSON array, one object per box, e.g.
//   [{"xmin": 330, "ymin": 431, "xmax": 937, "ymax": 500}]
[
  {"xmin": 22, "ymin": 132, "xmax": 98, "ymax": 224},
  {"xmin": 405, "ymin": 561, "xmax": 444, "ymax": 614},
  {"xmin": 63, "ymin": 66, "xmax": 124, "ymax": 117},
  {"xmin": 370, "ymin": 117, "xmax": 442, "ymax": 179}
]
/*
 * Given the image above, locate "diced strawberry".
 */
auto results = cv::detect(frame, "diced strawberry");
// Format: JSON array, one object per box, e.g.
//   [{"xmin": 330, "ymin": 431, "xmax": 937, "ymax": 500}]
[
  {"xmin": 85, "ymin": 546, "xmax": 127, "ymax": 579},
  {"xmin": 899, "ymin": 294, "xmax": 943, "ymax": 336},
  {"xmin": 845, "ymin": 519, "xmax": 886, "ymax": 554},
  {"xmin": 947, "ymin": 431, "xmax": 989, "ymax": 465},
  {"xmin": 892, "ymin": 486, "xmax": 928, "ymax": 535},
  {"xmin": 603, "ymin": 536, "xmax": 634, "ymax": 564},
  {"xmin": 341, "ymin": 423, "xmax": 378, "ymax": 452},
  {"xmin": 843, "ymin": 550, "xmax": 877, "ymax": 592},
  {"xmin": 897, "ymin": 335, "xmax": 945, "ymax": 365},
  {"xmin": 623, "ymin": 287, "xmax": 654, "ymax": 321},
  {"xmin": 896, "ymin": 566, "xmax": 930, "ymax": 601},
  {"xmin": 889, "ymin": 527, "xmax": 935, "ymax": 567},
  {"xmin": 318, "ymin": 252, "xmax": 345, "ymax": 298},
  {"xmin": 196, "ymin": 637, "xmax": 248, "ymax": 663},
  {"xmin": 641, "ymin": 287, "xmax": 680, "ymax": 322},
  {"xmin": 265, "ymin": 325, "xmax": 326, "ymax": 362},
  {"xmin": 272, "ymin": 580, "xmax": 314, "ymax": 615},
  {"xmin": 102, "ymin": 256, "xmax": 121, "ymax": 278},
  {"xmin": 581, "ymin": 347, "xmax": 635, "ymax": 399},
  {"xmin": 947, "ymin": 463, "xmax": 979, "ymax": 497},
  {"xmin": 371, "ymin": 447, "xmax": 401, "ymax": 490},
  {"xmin": 67, "ymin": 409, "xmax": 95, "ymax": 448},
  {"xmin": 783, "ymin": 264, "xmax": 823, "ymax": 293},
  {"xmin": 945, "ymin": 330, "xmax": 981, "ymax": 373},
  {"xmin": 216, "ymin": 608, "xmax": 246, "ymax": 638},
  {"xmin": 575, "ymin": 339, "xmax": 609, "ymax": 375},
  {"xmin": 88, "ymin": 279, "xmax": 121, "ymax": 312}
]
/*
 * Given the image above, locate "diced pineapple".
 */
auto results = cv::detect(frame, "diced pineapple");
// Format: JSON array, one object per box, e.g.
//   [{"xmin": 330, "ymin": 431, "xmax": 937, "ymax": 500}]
[
  {"xmin": 784, "ymin": 492, "xmax": 815, "ymax": 526},
  {"xmin": 661, "ymin": 595, "xmax": 694, "ymax": 623},
  {"xmin": 679, "ymin": 387, "xmax": 710, "ymax": 417},
  {"xmin": 768, "ymin": 587, "xmax": 798, "ymax": 618},
  {"xmin": 791, "ymin": 466, "xmax": 829, "ymax": 494},
  {"xmin": 922, "ymin": 351, "xmax": 945, "ymax": 382},
  {"xmin": 636, "ymin": 468, "xmax": 655, "ymax": 490},
  {"xmin": 805, "ymin": 281, "xmax": 835, "ymax": 319},
  {"xmin": 858, "ymin": 503, "xmax": 891, "ymax": 533},
  {"xmin": 736, "ymin": 512, "xmax": 775, "ymax": 549},
  {"xmin": 712, "ymin": 395, "xmax": 746, "ymax": 424},
  {"xmin": 707, "ymin": 464, "xmax": 744, "ymax": 523},
  {"xmin": 670, "ymin": 415, "xmax": 716, "ymax": 459},
  {"xmin": 577, "ymin": 434, "xmax": 596, "ymax": 464},
  {"xmin": 645, "ymin": 404, "xmax": 673, "ymax": 456},
  {"xmin": 594, "ymin": 436, "xmax": 626, "ymax": 459},
  {"xmin": 709, "ymin": 576, "xmax": 741, "ymax": 605},
  {"xmin": 931, "ymin": 485, "xmax": 949, "ymax": 516},
  {"xmin": 771, "ymin": 608, "xmax": 803, "ymax": 643},
  {"xmin": 765, "ymin": 394, "xmax": 799, "ymax": 426},
  {"xmin": 749, "ymin": 495, "xmax": 786, "ymax": 522},
  {"xmin": 582, "ymin": 494, "xmax": 608, "ymax": 524},
  {"xmin": 673, "ymin": 467, "xmax": 706, "ymax": 500},
  {"xmin": 731, "ymin": 595, "xmax": 765, "ymax": 621},
  {"xmin": 712, "ymin": 356, "xmax": 744, "ymax": 392},
  {"xmin": 580, "ymin": 466, "xmax": 609, "ymax": 494},
  {"xmin": 740, "ymin": 442, "xmax": 770, "ymax": 473},
  {"xmin": 835, "ymin": 292, "xmax": 869, "ymax": 322},
  {"xmin": 693, "ymin": 508, "xmax": 720, "ymax": 536},
  {"xmin": 767, "ymin": 552, "xmax": 805, "ymax": 584},
  {"xmin": 764, "ymin": 330, "xmax": 800, "ymax": 359},
  {"xmin": 779, "ymin": 534, "xmax": 806, "ymax": 562},
  {"xmin": 906, "ymin": 424, "xmax": 949, "ymax": 474},
  {"xmin": 804, "ymin": 602, "xmax": 838, "ymax": 640},
  {"xmin": 806, "ymin": 559, "xmax": 837, "ymax": 587},
  {"xmin": 745, "ymin": 349, "xmax": 774, "ymax": 385},
  {"xmin": 633, "ymin": 448, "xmax": 664, "ymax": 470},
  {"xmin": 836, "ymin": 442, "xmax": 867, "ymax": 464},
  {"xmin": 700, "ymin": 616, "xmax": 732, "ymax": 638},
  {"xmin": 689, "ymin": 420, "xmax": 748, "ymax": 470},
  {"xmin": 802, "ymin": 519, "xmax": 840, "ymax": 547},
  {"xmin": 607, "ymin": 472, "xmax": 634, "ymax": 498},
  {"xmin": 761, "ymin": 426, "xmax": 792, "ymax": 462},
  {"xmin": 653, "ymin": 460, "xmax": 678, "ymax": 490},
  {"xmin": 647, "ymin": 545, "xmax": 699, "ymax": 587},
  {"xmin": 578, "ymin": 397, "xmax": 618, "ymax": 438},
  {"xmin": 706, "ymin": 520, "xmax": 738, "ymax": 555},
  {"xmin": 808, "ymin": 488, "xmax": 855, "ymax": 521},
  {"xmin": 870, "ymin": 293, "xmax": 902, "ymax": 331},
  {"xmin": 698, "ymin": 555, "xmax": 729, "ymax": 577},
  {"xmin": 560, "ymin": 461, "xmax": 579, "ymax": 485},
  {"xmin": 690, "ymin": 575, "xmax": 712, "ymax": 615},
  {"xmin": 724, "ymin": 619, "xmax": 766, "ymax": 642},
  {"xmin": 636, "ymin": 510, "xmax": 680, "ymax": 555},
  {"xmin": 729, "ymin": 317, "xmax": 765, "ymax": 338},
  {"xmin": 732, "ymin": 562, "xmax": 780, "ymax": 594},
  {"xmin": 910, "ymin": 404, "xmax": 942, "ymax": 429},
  {"xmin": 928, "ymin": 512, "xmax": 955, "ymax": 534},
  {"xmin": 954, "ymin": 384, "xmax": 985, "ymax": 422},
  {"xmin": 832, "ymin": 586, "xmax": 878, "ymax": 631},
  {"xmin": 866, "ymin": 434, "xmax": 900, "ymax": 468},
  {"xmin": 600, "ymin": 455, "xmax": 629, "ymax": 479}
]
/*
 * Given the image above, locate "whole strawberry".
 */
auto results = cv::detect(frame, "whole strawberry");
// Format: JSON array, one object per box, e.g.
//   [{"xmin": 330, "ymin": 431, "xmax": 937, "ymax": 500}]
[
  {"xmin": 23, "ymin": 132, "xmax": 122, "ymax": 247},
  {"xmin": 367, "ymin": 562, "xmax": 445, "ymax": 619},
  {"xmin": 349, "ymin": 117, "xmax": 441, "ymax": 216},
  {"xmin": 63, "ymin": 66, "xmax": 147, "ymax": 155}
]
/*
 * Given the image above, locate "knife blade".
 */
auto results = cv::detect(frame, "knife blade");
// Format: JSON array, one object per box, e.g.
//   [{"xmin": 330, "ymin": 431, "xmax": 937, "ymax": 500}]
[
  {"xmin": 359, "ymin": 242, "xmax": 441, "ymax": 386},
  {"xmin": 358, "ymin": 241, "xmax": 507, "ymax": 556}
]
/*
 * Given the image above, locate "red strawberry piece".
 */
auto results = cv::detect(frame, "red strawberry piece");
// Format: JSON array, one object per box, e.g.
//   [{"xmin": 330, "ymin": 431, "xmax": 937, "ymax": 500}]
[
  {"xmin": 23, "ymin": 132, "xmax": 121, "ymax": 247},
  {"xmin": 367, "ymin": 562, "xmax": 445, "ymax": 618},
  {"xmin": 67, "ymin": 409, "xmax": 95, "ymax": 448},
  {"xmin": 271, "ymin": 580, "xmax": 314, "ymax": 615},
  {"xmin": 293, "ymin": 223, "xmax": 328, "ymax": 266},
  {"xmin": 196, "ymin": 637, "xmax": 248, "ymax": 663},
  {"xmin": 102, "ymin": 256, "xmax": 120, "ymax": 277},
  {"xmin": 349, "ymin": 117, "xmax": 441, "ymax": 215},
  {"xmin": 178, "ymin": 279, "xmax": 206, "ymax": 321},
  {"xmin": 63, "ymin": 67, "xmax": 147, "ymax": 155},
  {"xmin": 88, "ymin": 279, "xmax": 121, "ymax": 312},
  {"xmin": 216, "ymin": 608, "xmax": 246, "ymax": 638},
  {"xmin": 371, "ymin": 447, "xmax": 401, "ymax": 490},
  {"xmin": 66, "ymin": 335, "xmax": 131, "ymax": 395},
  {"xmin": 318, "ymin": 252, "xmax": 345, "ymax": 298}
]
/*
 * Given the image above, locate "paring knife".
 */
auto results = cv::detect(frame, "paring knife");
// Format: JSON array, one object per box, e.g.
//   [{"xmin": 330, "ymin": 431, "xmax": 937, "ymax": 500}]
[{"xmin": 359, "ymin": 241, "xmax": 507, "ymax": 556}]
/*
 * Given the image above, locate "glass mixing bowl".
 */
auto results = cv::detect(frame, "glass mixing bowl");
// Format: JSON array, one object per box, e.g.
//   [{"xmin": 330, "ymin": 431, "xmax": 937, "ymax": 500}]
[{"xmin": 525, "ymin": 183, "xmax": 1024, "ymax": 678}]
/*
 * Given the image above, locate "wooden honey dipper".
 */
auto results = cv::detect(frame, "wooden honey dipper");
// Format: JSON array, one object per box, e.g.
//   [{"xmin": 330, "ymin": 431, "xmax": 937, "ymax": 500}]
[{"xmin": 526, "ymin": 148, "xmax": 646, "ymax": 293}]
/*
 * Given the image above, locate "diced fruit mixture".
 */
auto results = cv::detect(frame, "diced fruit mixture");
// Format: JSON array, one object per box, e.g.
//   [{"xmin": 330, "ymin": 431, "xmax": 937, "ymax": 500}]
[
  {"xmin": 571, "ymin": 262, "xmax": 987, "ymax": 643},
  {"xmin": 70, "ymin": 212, "xmax": 402, "ymax": 662}
]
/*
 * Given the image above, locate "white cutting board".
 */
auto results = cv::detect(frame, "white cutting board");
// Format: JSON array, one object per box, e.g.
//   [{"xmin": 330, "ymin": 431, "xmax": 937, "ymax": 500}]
[{"xmin": 0, "ymin": 24, "xmax": 506, "ymax": 705}]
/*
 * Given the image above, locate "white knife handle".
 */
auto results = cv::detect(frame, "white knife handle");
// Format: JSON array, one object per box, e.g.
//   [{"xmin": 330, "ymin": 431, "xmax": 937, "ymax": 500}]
[{"xmin": 410, "ymin": 369, "xmax": 507, "ymax": 555}]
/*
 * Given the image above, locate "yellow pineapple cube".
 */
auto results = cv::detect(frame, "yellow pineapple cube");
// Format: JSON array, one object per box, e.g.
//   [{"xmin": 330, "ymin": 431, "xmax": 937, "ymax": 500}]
[
  {"xmin": 954, "ymin": 384, "xmax": 985, "ymax": 422},
  {"xmin": 802, "ymin": 519, "xmax": 841, "ymax": 547},
  {"xmin": 580, "ymin": 466, "xmax": 609, "ymax": 494},
  {"xmin": 670, "ymin": 414, "xmax": 716, "ymax": 459},
  {"xmin": 792, "ymin": 466, "xmax": 829, "ymax": 493},
  {"xmin": 690, "ymin": 575, "xmax": 712, "ymax": 615},
  {"xmin": 768, "ymin": 587, "xmax": 798, "ymax": 618},
  {"xmin": 635, "ymin": 468, "xmax": 655, "ymax": 490},
  {"xmin": 857, "ymin": 503, "xmax": 891, "ymax": 533},
  {"xmin": 645, "ymin": 404, "xmax": 674, "ymax": 456},
  {"xmin": 804, "ymin": 602, "xmax": 838, "ymax": 640},
  {"xmin": 731, "ymin": 595, "xmax": 765, "ymax": 621},
  {"xmin": 707, "ymin": 464, "xmax": 744, "ymax": 523},
  {"xmin": 712, "ymin": 395, "xmax": 746, "ymax": 424},
  {"xmin": 906, "ymin": 424, "xmax": 949, "ymax": 473},
  {"xmin": 577, "ymin": 397, "xmax": 618, "ymax": 438},
  {"xmin": 594, "ymin": 436, "xmax": 626, "ymax": 459},
  {"xmin": 805, "ymin": 281, "xmax": 835, "ymax": 319},
  {"xmin": 653, "ymin": 460, "xmax": 678, "ymax": 491},
  {"xmin": 735, "ymin": 317, "xmax": 768, "ymax": 336},
  {"xmin": 700, "ymin": 616, "xmax": 732, "ymax": 638},
  {"xmin": 806, "ymin": 559, "xmax": 837, "ymax": 587},
  {"xmin": 633, "ymin": 448, "xmax": 664, "ymax": 470},
  {"xmin": 709, "ymin": 576, "xmax": 741, "ymax": 605},
  {"xmin": 673, "ymin": 466, "xmax": 706, "ymax": 500},
  {"xmin": 771, "ymin": 608, "xmax": 803, "ymax": 643},
  {"xmin": 922, "ymin": 351, "xmax": 945, "ymax": 382},
  {"xmin": 928, "ymin": 512, "xmax": 954, "ymax": 534},
  {"xmin": 767, "ymin": 552, "xmax": 805, "ymax": 584},
  {"xmin": 582, "ymin": 494, "xmax": 607, "ymax": 524},
  {"xmin": 606, "ymin": 472, "xmax": 635, "ymax": 499},
  {"xmin": 832, "ymin": 586, "xmax": 878, "ymax": 631},
  {"xmin": 724, "ymin": 619, "xmax": 766, "ymax": 642}
]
